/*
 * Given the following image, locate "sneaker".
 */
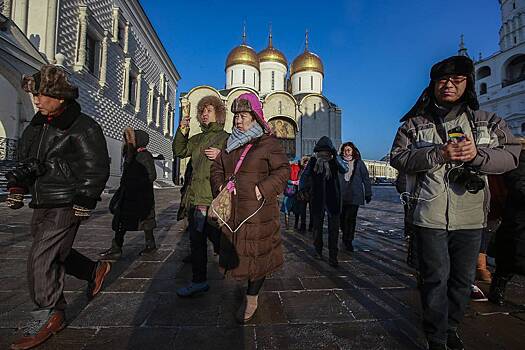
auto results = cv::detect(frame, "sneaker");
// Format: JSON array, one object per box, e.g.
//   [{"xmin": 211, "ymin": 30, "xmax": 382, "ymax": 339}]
[
  {"xmin": 470, "ymin": 284, "xmax": 488, "ymax": 302},
  {"xmin": 447, "ymin": 330, "xmax": 465, "ymax": 350},
  {"xmin": 176, "ymin": 282, "xmax": 210, "ymax": 297},
  {"xmin": 11, "ymin": 310, "xmax": 65, "ymax": 350}
]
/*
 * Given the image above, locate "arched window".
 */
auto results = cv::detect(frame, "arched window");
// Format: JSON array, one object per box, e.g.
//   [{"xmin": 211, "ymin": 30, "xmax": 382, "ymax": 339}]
[
  {"xmin": 476, "ymin": 66, "xmax": 491, "ymax": 80},
  {"xmin": 230, "ymin": 70, "xmax": 233, "ymax": 85},
  {"xmin": 299, "ymin": 77, "xmax": 302, "ymax": 90},
  {"xmin": 242, "ymin": 69, "xmax": 245, "ymax": 84},
  {"xmin": 271, "ymin": 71, "xmax": 275, "ymax": 90},
  {"xmin": 479, "ymin": 83, "xmax": 487, "ymax": 95},
  {"xmin": 311, "ymin": 76, "xmax": 314, "ymax": 89},
  {"xmin": 503, "ymin": 55, "xmax": 525, "ymax": 86}
]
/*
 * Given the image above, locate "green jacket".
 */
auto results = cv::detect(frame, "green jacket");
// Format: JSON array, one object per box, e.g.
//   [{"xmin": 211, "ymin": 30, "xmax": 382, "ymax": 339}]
[{"xmin": 173, "ymin": 122, "xmax": 229, "ymax": 206}]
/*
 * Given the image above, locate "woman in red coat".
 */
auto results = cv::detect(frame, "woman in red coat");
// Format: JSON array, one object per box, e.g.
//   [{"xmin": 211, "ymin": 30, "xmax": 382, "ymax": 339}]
[{"xmin": 211, "ymin": 93, "xmax": 289, "ymax": 323}]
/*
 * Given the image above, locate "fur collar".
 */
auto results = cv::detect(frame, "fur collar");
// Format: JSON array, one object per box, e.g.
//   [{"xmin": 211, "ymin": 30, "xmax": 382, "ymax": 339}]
[{"xmin": 30, "ymin": 101, "xmax": 81, "ymax": 130}]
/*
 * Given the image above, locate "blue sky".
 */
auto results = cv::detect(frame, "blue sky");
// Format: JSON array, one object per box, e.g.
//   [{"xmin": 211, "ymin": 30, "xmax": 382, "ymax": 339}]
[{"xmin": 141, "ymin": 0, "xmax": 501, "ymax": 160}]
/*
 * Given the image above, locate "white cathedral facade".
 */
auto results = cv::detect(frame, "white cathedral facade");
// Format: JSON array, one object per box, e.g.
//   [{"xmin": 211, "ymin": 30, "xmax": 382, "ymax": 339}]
[
  {"xmin": 474, "ymin": 0, "xmax": 525, "ymax": 136},
  {"xmin": 177, "ymin": 31, "xmax": 342, "ymax": 181}
]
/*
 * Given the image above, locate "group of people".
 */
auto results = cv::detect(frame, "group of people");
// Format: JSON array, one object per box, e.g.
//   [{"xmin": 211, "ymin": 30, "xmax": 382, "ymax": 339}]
[{"xmin": 4, "ymin": 52, "xmax": 525, "ymax": 350}]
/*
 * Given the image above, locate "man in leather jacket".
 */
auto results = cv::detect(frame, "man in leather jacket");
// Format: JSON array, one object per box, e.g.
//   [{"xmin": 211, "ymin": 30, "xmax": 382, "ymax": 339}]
[{"xmin": 6, "ymin": 65, "xmax": 112, "ymax": 350}]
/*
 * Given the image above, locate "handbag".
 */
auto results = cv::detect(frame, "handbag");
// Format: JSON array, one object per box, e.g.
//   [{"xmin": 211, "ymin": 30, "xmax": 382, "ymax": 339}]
[
  {"xmin": 208, "ymin": 144, "xmax": 253, "ymax": 228},
  {"xmin": 109, "ymin": 187, "xmax": 124, "ymax": 214}
]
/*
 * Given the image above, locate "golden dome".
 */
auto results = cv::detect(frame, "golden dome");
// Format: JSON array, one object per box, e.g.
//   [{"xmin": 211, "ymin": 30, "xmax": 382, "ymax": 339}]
[
  {"xmin": 225, "ymin": 44, "xmax": 260, "ymax": 71},
  {"xmin": 291, "ymin": 30, "xmax": 324, "ymax": 75},
  {"xmin": 258, "ymin": 32, "xmax": 287, "ymax": 66},
  {"xmin": 291, "ymin": 50, "xmax": 324, "ymax": 75}
]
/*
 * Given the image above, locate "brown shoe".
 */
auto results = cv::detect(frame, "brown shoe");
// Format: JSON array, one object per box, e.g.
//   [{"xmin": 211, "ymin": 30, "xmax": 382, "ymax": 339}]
[
  {"xmin": 236, "ymin": 295, "xmax": 258, "ymax": 324},
  {"xmin": 88, "ymin": 261, "xmax": 111, "ymax": 299},
  {"xmin": 11, "ymin": 310, "xmax": 65, "ymax": 350}
]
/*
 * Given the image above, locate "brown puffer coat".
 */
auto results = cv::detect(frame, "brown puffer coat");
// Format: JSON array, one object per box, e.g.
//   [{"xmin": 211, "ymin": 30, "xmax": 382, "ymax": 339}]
[{"xmin": 211, "ymin": 134, "xmax": 289, "ymax": 281}]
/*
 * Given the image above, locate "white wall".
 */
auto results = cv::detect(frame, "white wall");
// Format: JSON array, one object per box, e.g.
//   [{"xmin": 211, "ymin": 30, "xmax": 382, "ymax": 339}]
[
  {"xmin": 259, "ymin": 61, "xmax": 287, "ymax": 95},
  {"xmin": 0, "ymin": 74, "xmax": 20, "ymax": 140},
  {"xmin": 225, "ymin": 64, "xmax": 259, "ymax": 90},
  {"xmin": 291, "ymin": 71, "xmax": 323, "ymax": 95}
]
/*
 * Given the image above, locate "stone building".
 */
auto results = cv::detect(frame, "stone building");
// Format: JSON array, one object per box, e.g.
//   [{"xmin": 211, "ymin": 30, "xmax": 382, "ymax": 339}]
[
  {"xmin": 474, "ymin": 0, "xmax": 525, "ymax": 136},
  {"xmin": 0, "ymin": 0, "xmax": 180, "ymax": 188},
  {"xmin": 177, "ymin": 29, "xmax": 342, "ymax": 181}
]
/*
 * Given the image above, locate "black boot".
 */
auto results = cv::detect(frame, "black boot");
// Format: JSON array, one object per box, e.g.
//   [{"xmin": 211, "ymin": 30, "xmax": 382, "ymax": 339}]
[
  {"xmin": 446, "ymin": 331, "xmax": 464, "ymax": 350},
  {"xmin": 488, "ymin": 274, "xmax": 511, "ymax": 306},
  {"xmin": 99, "ymin": 239, "xmax": 123, "ymax": 260},
  {"xmin": 139, "ymin": 230, "xmax": 157, "ymax": 255}
]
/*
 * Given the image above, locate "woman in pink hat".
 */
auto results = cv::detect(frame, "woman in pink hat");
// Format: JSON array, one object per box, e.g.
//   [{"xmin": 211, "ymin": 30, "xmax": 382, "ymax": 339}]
[{"xmin": 211, "ymin": 92, "xmax": 289, "ymax": 323}]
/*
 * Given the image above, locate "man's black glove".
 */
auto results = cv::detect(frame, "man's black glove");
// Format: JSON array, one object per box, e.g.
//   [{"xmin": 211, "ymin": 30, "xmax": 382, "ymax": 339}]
[{"xmin": 365, "ymin": 195, "xmax": 372, "ymax": 204}]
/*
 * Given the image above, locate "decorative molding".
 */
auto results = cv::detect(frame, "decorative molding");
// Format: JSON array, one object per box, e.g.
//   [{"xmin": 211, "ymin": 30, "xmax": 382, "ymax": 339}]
[
  {"xmin": 135, "ymin": 70, "xmax": 143, "ymax": 113},
  {"xmin": 99, "ymin": 31, "xmax": 109, "ymax": 87},
  {"xmin": 2, "ymin": 0, "xmax": 12, "ymax": 18}
]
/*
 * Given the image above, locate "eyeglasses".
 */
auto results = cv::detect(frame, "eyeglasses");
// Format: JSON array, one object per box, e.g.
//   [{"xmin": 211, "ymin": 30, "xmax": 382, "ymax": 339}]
[{"xmin": 437, "ymin": 75, "xmax": 467, "ymax": 86}]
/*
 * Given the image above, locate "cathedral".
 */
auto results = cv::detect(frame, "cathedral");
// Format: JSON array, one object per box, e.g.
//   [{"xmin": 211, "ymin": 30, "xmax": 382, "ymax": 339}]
[{"xmin": 177, "ymin": 29, "xmax": 342, "ymax": 181}]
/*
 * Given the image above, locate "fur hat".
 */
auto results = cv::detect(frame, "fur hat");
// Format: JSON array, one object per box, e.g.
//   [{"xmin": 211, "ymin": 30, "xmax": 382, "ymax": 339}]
[
  {"xmin": 22, "ymin": 64, "xmax": 79, "ymax": 100},
  {"xmin": 196, "ymin": 95, "xmax": 226, "ymax": 125},
  {"xmin": 231, "ymin": 92, "xmax": 272, "ymax": 133},
  {"xmin": 401, "ymin": 55, "xmax": 479, "ymax": 121}
]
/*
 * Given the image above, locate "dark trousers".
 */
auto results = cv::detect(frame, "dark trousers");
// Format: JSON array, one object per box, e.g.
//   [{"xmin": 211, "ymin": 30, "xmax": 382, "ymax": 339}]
[
  {"xmin": 294, "ymin": 201, "xmax": 307, "ymax": 230},
  {"xmin": 313, "ymin": 210, "xmax": 340, "ymax": 261},
  {"xmin": 414, "ymin": 226, "xmax": 482, "ymax": 344},
  {"xmin": 29, "ymin": 208, "xmax": 96, "ymax": 311},
  {"xmin": 188, "ymin": 206, "xmax": 220, "ymax": 283},
  {"xmin": 340, "ymin": 204, "xmax": 359, "ymax": 245}
]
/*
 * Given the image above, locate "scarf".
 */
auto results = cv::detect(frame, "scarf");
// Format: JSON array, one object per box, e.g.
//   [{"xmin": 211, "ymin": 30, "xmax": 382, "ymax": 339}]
[
  {"xmin": 226, "ymin": 122, "xmax": 264, "ymax": 153},
  {"xmin": 344, "ymin": 157, "xmax": 355, "ymax": 182},
  {"xmin": 314, "ymin": 151, "xmax": 332, "ymax": 180}
]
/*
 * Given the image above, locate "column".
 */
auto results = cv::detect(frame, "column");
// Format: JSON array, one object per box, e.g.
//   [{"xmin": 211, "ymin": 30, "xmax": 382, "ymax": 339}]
[
  {"xmin": 2, "ymin": 0, "xmax": 12, "ymax": 17},
  {"xmin": 122, "ymin": 58, "xmax": 131, "ymax": 105},
  {"xmin": 99, "ymin": 31, "xmax": 109, "ymax": 87},
  {"xmin": 74, "ymin": 6, "xmax": 88, "ymax": 71},
  {"xmin": 135, "ymin": 70, "xmax": 143, "ymax": 112},
  {"xmin": 123, "ymin": 21, "xmax": 130, "ymax": 54},
  {"xmin": 45, "ymin": 0, "xmax": 58, "ymax": 61}
]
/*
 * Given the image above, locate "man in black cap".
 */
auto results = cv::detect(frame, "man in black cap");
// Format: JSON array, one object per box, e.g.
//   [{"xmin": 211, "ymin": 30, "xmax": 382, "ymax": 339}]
[
  {"xmin": 6, "ymin": 65, "xmax": 111, "ymax": 350},
  {"xmin": 390, "ymin": 56, "xmax": 521, "ymax": 350}
]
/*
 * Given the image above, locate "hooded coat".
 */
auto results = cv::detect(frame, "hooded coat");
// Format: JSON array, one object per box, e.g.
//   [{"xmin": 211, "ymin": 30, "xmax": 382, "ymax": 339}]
[
  {"xmin": 302, "ymin": 137, "xmax": 348, "ymax": 217},
  {"xmin": 173, "ymin": 122, "xmax": 229, "ymax": 206},
  {"xmin": 210, "ymin": 136, "xmax": 289, "ymax": 281},
  {"xmin": 112, "ymin": 129, "xmax": 157, "ymax": 231}
]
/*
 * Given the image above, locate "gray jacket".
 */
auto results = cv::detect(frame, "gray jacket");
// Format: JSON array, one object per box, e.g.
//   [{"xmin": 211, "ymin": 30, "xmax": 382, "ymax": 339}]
[
  {"xmin": 390, "ymin": 105, "xmax": 521, "ymax": 230},
  {"xmin": 339, "ymin": 159, "xmax": 372, "ymax": 206}
]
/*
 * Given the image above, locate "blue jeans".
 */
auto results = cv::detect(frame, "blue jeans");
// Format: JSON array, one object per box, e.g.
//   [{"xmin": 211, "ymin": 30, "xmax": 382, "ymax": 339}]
[{"xmin": 414, "ymin": 226, "xmax": 482, "ymax": 344}]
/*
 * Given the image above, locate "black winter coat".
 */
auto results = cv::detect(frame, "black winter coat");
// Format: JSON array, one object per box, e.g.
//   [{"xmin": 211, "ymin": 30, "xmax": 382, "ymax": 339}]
[
  {"xmin": 303, "ymin": 137, "xmax": 348, "ymax": 216},
  {"xmin": 494, "ymin": 150, "xmax": 525, "ymax": 275},
  {"xmin": 9, "ymin": 101, "xmax": 109, "ymax": 209},
  {"xmin": 112, "ymin": 130, "xmax": 157, "ymax": 231}
]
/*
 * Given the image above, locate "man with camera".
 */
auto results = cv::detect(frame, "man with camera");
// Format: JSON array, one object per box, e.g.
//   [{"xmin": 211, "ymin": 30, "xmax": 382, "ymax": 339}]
[
  {"xmin": 390, "ymin": 56, "xmax": 521, "ymax": 350},
  {"xmin": 6, "ymin": 65, "xmax": 111, "ymax": 350}
]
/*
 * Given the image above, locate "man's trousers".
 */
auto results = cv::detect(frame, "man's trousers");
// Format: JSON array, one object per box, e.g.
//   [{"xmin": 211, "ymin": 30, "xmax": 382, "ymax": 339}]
[{"xmin": 29, "ymin": 208, "xmax": 97, "ymax": 311}]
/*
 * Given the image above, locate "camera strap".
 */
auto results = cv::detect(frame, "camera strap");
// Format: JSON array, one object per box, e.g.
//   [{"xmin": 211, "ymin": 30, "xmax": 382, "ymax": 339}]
[{"xmin": 464, "ymin": 108, "xmax": 478, "ymax": 144}]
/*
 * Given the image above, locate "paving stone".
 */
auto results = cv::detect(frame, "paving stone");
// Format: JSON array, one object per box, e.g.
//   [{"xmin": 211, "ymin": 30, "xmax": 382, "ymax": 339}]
[
  {"xmin": 83, "ymin": 328, "xmax": 177, "ymax": 350},
  {"xmin": 172, "ymin": 326, "xmax": 256, "ymax": 350},
  {"xmin": 279, "ymin": 290, "xmax": 355, "ymax": 323}
]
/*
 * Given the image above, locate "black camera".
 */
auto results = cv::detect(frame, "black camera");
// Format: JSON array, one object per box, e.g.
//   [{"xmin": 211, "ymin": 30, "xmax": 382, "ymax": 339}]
[
  {"xmin": 448, "ymin": 166, "xmax": 485, "ymax": 194},
  {"xmin": 5, "ymin": 159, "xmax": 46, "ymax": 187}
]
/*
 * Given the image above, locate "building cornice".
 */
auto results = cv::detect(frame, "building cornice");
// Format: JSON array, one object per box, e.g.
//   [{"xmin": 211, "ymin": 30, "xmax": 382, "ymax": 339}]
[{"xmin": 120, "ymin": 0, "xmax": 181, "ymax": 83}]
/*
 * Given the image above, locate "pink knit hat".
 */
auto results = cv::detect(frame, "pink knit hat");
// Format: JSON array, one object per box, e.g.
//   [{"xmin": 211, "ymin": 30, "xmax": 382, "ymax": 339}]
[{"xmin": 231, "ymin": 92, "xmax": 272, "ymax": 133}]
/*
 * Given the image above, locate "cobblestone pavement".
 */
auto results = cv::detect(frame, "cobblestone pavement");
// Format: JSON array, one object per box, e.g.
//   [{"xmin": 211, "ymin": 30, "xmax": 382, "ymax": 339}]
[{"xmin": 1, "ymin": 187, "xmax": 524, "ymax": 349}]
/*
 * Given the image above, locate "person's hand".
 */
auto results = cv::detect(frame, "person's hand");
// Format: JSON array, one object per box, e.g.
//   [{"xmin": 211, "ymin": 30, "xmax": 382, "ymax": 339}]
[
  {"xmin": 204, "ymin": 147, "xmax": 221, "ymax": 160},
  {"xmin": 365, "ymin": 195, "xmax": 372, "ymax": 204},
  {"xmin": 73, "ymin": 205, "xmax": 91, "ymax": 219},
  {"xmin": 456, "ymin": 136, "xmax": 477, "ymax": 162},
  {"xmin": 255, "ymin": 186, "xmax": 262, "ymax": 201},
  {"xmin": 179, "ymin": 116, "xmax": 190, "ymax": 135},
  {"xmin": 6, "ymin": 193, "xmax": 24, "ymax": 209}
]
